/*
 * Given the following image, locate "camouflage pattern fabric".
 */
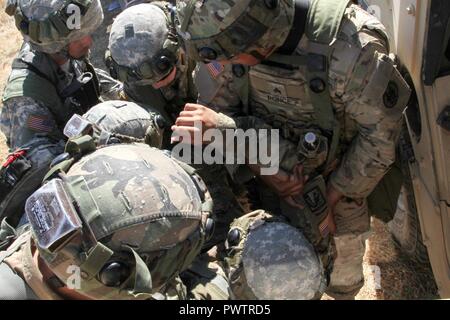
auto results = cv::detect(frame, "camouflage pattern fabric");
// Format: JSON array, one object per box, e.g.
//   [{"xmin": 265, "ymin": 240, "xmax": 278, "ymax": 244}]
[
  {"xmin": 224, "ymin": 210, "xmax": 326, "ymax": 300},
  {"xmin": 107, "ymin": 4, "xmax": 245, "ymax": 249},
  {"xmin": 10, "ymin": 0, "xmax": 104, "ymax": 54},
  {"xmin": 186, "ymin": 1, "xmax": 411, "ymax": 298},
  {"xmin": 13, "ymin": 143, "xmax": 225, "ymax": 299},
  {"xmin": 0, "ymin": 231, "xmax": 230, "ymax": 300},
  {"xmin": 109, "ymin": 3, "xmax": 171, "ymax": 70},
  {"xmin": 192, "ymin": 163, "xmax": 245, "ymax": 249},
  {"xmin": 108, "ymin": 2, "xmax": 197, "ymax": 109},
  {"xmin": 175, "ymin": 0, "xmax": 294, "ymax": 61},
  {"xmin": 181, "ymin": 254, "xmax": 232, "ymax": 300},
  {"xmin": 81, "ymin": 100, "xmax": 162, "ymax": 147},
  {"xmin": 0, "ymin": 97, "xmax": 63, "ymax": 150},
  {"xmin": 195, "ymin": 3, "xmax": 410, "ymax": 199},
  {"xmin": 0, "ymin": 42, "xmax": 100, "ymax": 225}
]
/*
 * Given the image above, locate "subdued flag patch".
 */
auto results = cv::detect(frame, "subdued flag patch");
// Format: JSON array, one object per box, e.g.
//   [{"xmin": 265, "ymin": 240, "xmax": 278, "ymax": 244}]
[
  {"xmin": 27, "ymin": 115, "xmax": 54, "ymax": 133},
  {"xmin": 206, "ymin": 61, "xmax": 224, "ymax": 78},
  {"xmin": 319, "ymin": 220, "xmax": 330, "ymax": 237}
]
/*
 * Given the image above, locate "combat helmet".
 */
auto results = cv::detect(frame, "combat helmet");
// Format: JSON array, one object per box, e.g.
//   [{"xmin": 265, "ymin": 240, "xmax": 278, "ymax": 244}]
[
  {"xmin": 225, "ymin": 210, "xmax": 327, "ymax": 300},
  {"xmin": 63, "ymin": 100, "xmax": 169, "ymax": 148},
  {"xmin": 175, "ymin": 0, "xmax": 295, "ymax": 62},
  {"xmin": 25, "ymin": 141, "xmax": 215, "ymax": 299},
  {"xmin": 5, "ymin": 0, "xmax": 104, "ymax": 54},
  {"xmin": 105, "ymin": 2, "xmax": 180, "ymax": 86}
]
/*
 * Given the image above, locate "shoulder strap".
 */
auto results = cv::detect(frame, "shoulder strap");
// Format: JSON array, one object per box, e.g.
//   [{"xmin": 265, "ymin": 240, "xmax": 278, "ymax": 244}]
[
  {"xmin": 277, "ymin": 0, "xmax": 310, "ymax": 55},
  {"xmin": 306, "ymin": 0, "xmax": 350, "ymax": 45},
  {"xmin": 11, "ymin": 59, "xmax": 56, "ymax": 86}
]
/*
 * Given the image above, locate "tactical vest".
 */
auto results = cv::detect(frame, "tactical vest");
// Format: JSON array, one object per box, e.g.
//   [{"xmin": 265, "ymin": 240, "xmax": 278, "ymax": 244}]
[
  {"xmin": 239, "ymin": 0, "xmax": 402, "ymax": 237},
  {"xmin": 2, "ymin": 43, "xmax": 100, "ymax": 129},
  {"xmin": 237, "ymin": 0, "xmax": 354, "ymax": 175}
]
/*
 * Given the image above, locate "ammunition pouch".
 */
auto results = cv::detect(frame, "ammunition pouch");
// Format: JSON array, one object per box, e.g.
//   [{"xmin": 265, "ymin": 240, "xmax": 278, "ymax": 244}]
[{"xmin": 279, "ymin": 175, "xmax": 335, "ymax": 279}]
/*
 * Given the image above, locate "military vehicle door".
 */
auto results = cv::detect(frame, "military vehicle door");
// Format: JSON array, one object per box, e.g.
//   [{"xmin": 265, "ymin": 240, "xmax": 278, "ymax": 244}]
[{"xmin": 360, "ymin": 0, "xmax": 450, "ymax": 298}]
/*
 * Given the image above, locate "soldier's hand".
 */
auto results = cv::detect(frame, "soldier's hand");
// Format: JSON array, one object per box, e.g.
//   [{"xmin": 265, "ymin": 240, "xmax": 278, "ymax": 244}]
[
  {"xmin": 323, "ymin": 185, "xmax": 343, "ymax": 235},
  {"xmin": 171, "ymin": 104, "xmax": 219, "ymax": 145}
]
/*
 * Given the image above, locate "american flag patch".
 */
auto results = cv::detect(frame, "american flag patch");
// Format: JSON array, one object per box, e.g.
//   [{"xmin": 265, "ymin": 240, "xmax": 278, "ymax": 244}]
[
  {"xmin": 206, "ymin": 61, "xmax": 224, "ymax": 78},
  {"xmin": 27, "ymin": 115, "xmax": 54, "ymax": 133},
  {"xmin": 319, "ymin": 221, "xmax": 330, "ymax": 237}
]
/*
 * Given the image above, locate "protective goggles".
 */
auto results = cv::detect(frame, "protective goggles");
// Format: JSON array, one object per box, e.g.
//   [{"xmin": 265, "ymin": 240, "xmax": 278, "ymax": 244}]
[
  {"xmin": 105, "ymin": 48, "xmax": 177, "ymax": 86},
  {"xmin": 25, "ymin": 178, "xmax": 94, "ymax": 253}
]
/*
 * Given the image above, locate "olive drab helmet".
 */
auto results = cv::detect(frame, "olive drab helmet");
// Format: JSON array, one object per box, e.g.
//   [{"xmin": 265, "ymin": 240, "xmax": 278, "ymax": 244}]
[
  {"xmin": 105, "ymin": 2, "xmax": 180, "ymax": 86},
  {"xmin": 5, "ymin": 0, "xmax": 104, "ymax": 54},
  {"xmin": 25, "ymin": 142, "xmax": 215, "ymax": 299},
  {"xmin": 175, "ymin": 0, "xmax": 295, "ymax": 62},
  {"xmin": 225, "ymin": 210, "xmax": 327, "ymax": 300}
]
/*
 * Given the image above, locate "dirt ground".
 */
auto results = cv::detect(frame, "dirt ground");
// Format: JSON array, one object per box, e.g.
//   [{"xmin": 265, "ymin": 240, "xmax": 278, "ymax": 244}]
[{"xmin": 0, "ymin": 0, "xmax": 439, "ymax": 300}]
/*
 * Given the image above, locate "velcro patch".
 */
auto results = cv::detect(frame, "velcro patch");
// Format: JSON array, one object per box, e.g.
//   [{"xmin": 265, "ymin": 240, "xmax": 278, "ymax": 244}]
[
  {"xmin": 319, "ymin": 219, "xmax": 330, "ymax": 237},
  {"xmin": 27, "ymin": 115, "xmax": 55, "ymax": 133},
  {"xmin": 206, "ymin": 61, "xmax": 224, "ymax": 78}
]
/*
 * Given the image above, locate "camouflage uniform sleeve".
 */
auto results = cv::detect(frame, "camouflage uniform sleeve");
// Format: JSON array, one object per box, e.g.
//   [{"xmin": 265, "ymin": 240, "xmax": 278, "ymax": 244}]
[
  {"xmin": 195, "ymin": 62, "xmax": 242, "ymax": 116},
  {"xmin": 1, "ymin": 97, "xmax": 62, "ymax": 149},
  {"xmin": 183, "ymin": 255, "xmax": 232, "ymax": 300},
  {"xmin": 329, "ymin": 29, "xmax": 411, "ymax": 199},
  {"xmin": 0, "ymin": 97, "xmax": 65, "ymax": 165},
  {"xmin": 195, "ymin": 63, "xmax": 299, "ymax": 173}
]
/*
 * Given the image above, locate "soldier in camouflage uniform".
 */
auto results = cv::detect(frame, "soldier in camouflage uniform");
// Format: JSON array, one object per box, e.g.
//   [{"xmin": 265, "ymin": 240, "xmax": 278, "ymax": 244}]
[
  {"xmin": 0, "ymin": 0, "xmax": 105, "ymax": 226},
  {"xmin": 173, "ymin": 0, "xmax": 411, "ymax": 298},
  {"xmin": 0, "ymin": 142, "xmax": 230, "ymax": 300},
  {"xmin": 106, "ymin": 2, "xmax": 195, "ymax": 130},
  {"xmin": 105, "ymin": 2, "xmax": 245, "ymax": 248}
]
